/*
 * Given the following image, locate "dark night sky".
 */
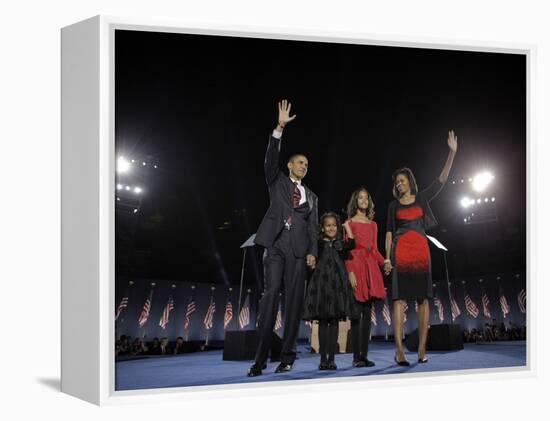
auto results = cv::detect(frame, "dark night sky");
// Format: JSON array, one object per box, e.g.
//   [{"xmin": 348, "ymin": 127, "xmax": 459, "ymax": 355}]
[{"xmin": 115, "ymin": 29, "xmax": 526, "ymax": 288}]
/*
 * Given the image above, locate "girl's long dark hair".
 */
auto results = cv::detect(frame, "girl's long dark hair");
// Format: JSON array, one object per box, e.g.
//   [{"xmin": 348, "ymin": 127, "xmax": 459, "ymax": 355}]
[
  {"xmin": 346, "ymin": 187, "xmax": 375, "ymax": 220},
  {"xmin": 319, "ymin": 211, "xmax": 343, "ymax": 240},
  {"xmin": 392, "ymin": 167, "xmax": 419, "ymax": 199}
]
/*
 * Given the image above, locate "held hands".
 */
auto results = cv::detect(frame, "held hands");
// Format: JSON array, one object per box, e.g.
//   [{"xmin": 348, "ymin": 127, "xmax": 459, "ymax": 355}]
[
  {"xmin": 276, "ymin": 99, "xmax": 296, "ymax": 131},
  {"xmin": 447, "ymin": 130, "xmax": 458, "ymax": 153},
  {"xmin": 306, "ymin": 254, "xmax": 316, "ymax": 270},
  {"xmin": 383, "ymin": 260, "xmax": 392, "ymax": 276},
  {"xmin": 349, "ymin": 272, "xmax": 357, "ymax": 291}
]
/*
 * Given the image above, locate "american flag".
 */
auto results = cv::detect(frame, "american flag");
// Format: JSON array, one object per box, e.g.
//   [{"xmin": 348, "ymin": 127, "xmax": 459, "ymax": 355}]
[
  {"xmin": 434, "ymin": 296, "xmax": 444, "ymax": 322},
  {"xmin": 450, "ymin": 296, "xmax": 461, "ymax": 321},
  {"xmin": 238, "ymin": 294, "xmax": 250, "ymax": 329},
  {"xmin": 203, "ymin": 296, "xmax": 216, "ymax": 330},
  {"xmin": 115, "ymin": 295, "xmax": 128, "ymax": 321},
  {"xmin": 382, "ymin": 301, "xmax": 391, "ymax": 326},
  {"xmin": 499, "ymin": 290, "xmax": 511, "ymax": 318},
  {"xmin": 482, "ymin": 291, "xmax": 491, "ymax": 319},
  {"xmin": 223, "ymin": 299, "xmax": 233, "ymax": 329},
  {"xmin": 184, "ymin": 295, "xmax": 196, "ymax": 330},
  {"xmin": 371, "ymin": 305, "xmax": 377, "ymax": 326},
  {"xmin": 403, "ymin": 302, "xmax": 408, "ymax": 323},
  {"xmin": 517, "ymin": 289, "xmax": 526, "ymax": 314},
  {"xmin": 159, "ymin": 296, "xmax": 175, "ymax": 330},
  {"xmin": 274, "ymin": 303, "xmax": 283, "ymax": 330},
  {"xmin": 138, "ymin": 289, "xmax": 154, "ymax": 328},
  {"xmin": 464, "ymin": 293, "xmax": 479, "ymax": 318}
]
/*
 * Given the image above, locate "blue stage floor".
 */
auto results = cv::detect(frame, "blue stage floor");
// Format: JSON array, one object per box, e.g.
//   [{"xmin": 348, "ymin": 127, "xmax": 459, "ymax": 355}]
[{"xmin": 115, "ymin": 341, "xmax": 526, "ymax": 391}]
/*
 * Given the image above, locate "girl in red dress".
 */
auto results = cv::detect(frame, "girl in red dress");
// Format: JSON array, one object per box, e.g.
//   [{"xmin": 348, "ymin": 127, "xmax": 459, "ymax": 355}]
[{"xmin": 344, "ymin": 187, "xmax": 386, "ymax": 367}]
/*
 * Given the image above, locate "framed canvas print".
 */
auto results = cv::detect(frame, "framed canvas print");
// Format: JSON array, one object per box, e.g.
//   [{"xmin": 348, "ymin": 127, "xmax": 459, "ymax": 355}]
[{"xmin": 61, "ymin": 15, "xmax": 531, "ymax": 405}]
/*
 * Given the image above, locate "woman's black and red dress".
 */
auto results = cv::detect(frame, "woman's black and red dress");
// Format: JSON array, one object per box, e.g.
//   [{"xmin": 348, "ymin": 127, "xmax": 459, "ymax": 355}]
[{"xmin": 386, "ymin": 179, "xmax": 444, "ymax": 301}]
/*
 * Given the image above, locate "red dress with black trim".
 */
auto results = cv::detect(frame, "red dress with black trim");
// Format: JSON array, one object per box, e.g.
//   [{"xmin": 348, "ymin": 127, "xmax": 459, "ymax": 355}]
[
  {"xmin": 387, "ymin": 201, "xmax": 432, "ymax": 301},
  {"xmin": 344, "ymin": 220, "xmax": 387, "ymax": 303}
]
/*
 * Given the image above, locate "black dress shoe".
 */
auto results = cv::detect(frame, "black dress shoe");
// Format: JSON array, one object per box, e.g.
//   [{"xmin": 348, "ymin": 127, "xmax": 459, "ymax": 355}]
[
  {"xmin": 275, "ymin": 363, "xmax": 293, "ymax": 373},
  {"xmin": 394, "ymin": 355, "xmax": 410, "ymax": 366},
  {"xmin": 352, "ymin": 359, "xmax": 366, "ymax": 368},
  {"xmin": 318, "ymin": 362, "xmax": 329, "ymax": 370},
  {"xmin": 327, "ymin": 361, "xmax": 337, "ymax": 370},
  {"xmin": 247, "ymin": 362, "xmax": 266, "ymax": 377},
  {"xmin": 361, "ymin": 357, "xmax": 375, "ymax": 367}
]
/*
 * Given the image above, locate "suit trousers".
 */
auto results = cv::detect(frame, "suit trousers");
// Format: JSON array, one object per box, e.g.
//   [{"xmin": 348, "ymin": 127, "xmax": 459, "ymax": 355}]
[{"xmin": 255, "ymin": 229, "xmax": 307, "ymax": 365}]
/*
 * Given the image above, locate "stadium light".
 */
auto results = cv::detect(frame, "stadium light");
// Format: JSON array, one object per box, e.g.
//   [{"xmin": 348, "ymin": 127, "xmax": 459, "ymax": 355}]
[
  {"xmin": 461, "ymin": 197, "xmax": 472, "ymax": 208},
  {"xmin": 472, "ymin": 171, "xmax": 494, "ymax": 192},
  {"xmin": 117, "ymin": 156, "xmax": 131, "ymax": 174},
  {"xmin": 134, "ymin": 187, "xmax": 142, "ymax": 194}
]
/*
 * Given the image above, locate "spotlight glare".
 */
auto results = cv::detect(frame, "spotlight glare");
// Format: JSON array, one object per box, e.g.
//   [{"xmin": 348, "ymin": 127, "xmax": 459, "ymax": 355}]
[
  {"xmin": 460, "ymin": 197, "xmax": 472, "ymax": 208},
  {"xmin": 134, "ymin": 187, "xmax": 142, "ymax": 194},
  {"xmin": 133, "ymin": 209, "xmax": 138, "ymax": 214},
  {"xmin": 125, "ymin": 186, "xmax": 130, "ymax": 191},
  {"xmin": 116, "ymin": 184, "xmax": 122, "ymax": 190},
  {"xmin": 472, "ymin": 171, "xmax": 494, "ymax": 192},
  {"xmin": 142, "ymin": 162, "xmax": 146, "ymax": 166},
  {"xmin": 484, "ymin": 198, "xmax": 489, "ymax": 202},
  {"xmin": 477, "ymin": 198, "xmax": 481, "ymax": 204},
  {"xmin": 491, "ymin": 197, "xmax": 495, "ymax": 202},
  {"xmin": 117, "ymin": 156, "xmax": 131, "ymax": 173},
  {"xmin": 464, "ymin": 218, "xmax": 467, "ymax": 222},
  {"xmin": 154, "ymin": 165, "xmax": 158, "ymax": 169}
]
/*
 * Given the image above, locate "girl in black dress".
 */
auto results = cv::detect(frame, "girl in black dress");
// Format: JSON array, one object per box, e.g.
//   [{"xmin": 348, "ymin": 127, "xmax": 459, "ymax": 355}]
[
  {"xmin": 384, "ymin": 130, "xmax": 457, "ymax": 365},
  {"xmin": 303, "ymin": 212, "xmax": 356, "ymax": 370}
]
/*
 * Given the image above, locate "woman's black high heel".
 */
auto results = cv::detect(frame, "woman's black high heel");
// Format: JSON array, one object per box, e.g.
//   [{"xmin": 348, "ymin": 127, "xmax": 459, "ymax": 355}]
[{"xmin": 394, "ymin": 354, "xmax": 410, "ymax": 366}]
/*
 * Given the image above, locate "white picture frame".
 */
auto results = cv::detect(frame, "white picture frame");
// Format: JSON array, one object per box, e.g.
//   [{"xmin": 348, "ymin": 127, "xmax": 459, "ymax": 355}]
[{"xmin": 61, "ymin": 15, "xmax": 534, "ymax": 406}]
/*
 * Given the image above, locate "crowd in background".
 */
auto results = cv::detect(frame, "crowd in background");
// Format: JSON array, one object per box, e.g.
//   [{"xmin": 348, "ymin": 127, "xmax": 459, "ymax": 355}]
[
  {"xmin": 462, "ymin": 321, "xmax": 526, "ymax": 343},
  {"xmin": 116, "ymin": 335, "xmax": 187, "ymax": 357},
  {"xmin": 116, "ymin": 320, "xmax": 526, "ymax": 358}
]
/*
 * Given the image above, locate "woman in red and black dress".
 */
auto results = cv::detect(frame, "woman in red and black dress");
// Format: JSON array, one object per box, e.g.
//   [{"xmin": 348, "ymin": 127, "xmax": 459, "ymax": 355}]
[{"xmin": 384, "ymin": 130, "xmax": 457, "ymax": 365}]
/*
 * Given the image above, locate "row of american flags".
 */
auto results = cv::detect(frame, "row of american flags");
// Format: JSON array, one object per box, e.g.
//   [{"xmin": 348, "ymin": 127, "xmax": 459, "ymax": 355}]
[
  {"xmin": 116, "ymin": 289, "xmax": 261, "ymax": 332},
  {"xmin": 116, "ymin": 285, "xmax": 526, "ymax": 333}
]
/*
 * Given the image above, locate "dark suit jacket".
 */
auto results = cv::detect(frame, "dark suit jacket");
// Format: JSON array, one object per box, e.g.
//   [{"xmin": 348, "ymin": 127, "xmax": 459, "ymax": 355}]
[{"xmin": 254, "ymin": 135, "xmax": 318, "ymax": 258}]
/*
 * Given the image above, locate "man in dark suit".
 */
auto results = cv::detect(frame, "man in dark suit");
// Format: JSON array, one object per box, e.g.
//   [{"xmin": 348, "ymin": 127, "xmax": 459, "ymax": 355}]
[{"xmin": 248, "ymin": 100, "xmax": 318, "ymax": 377}]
